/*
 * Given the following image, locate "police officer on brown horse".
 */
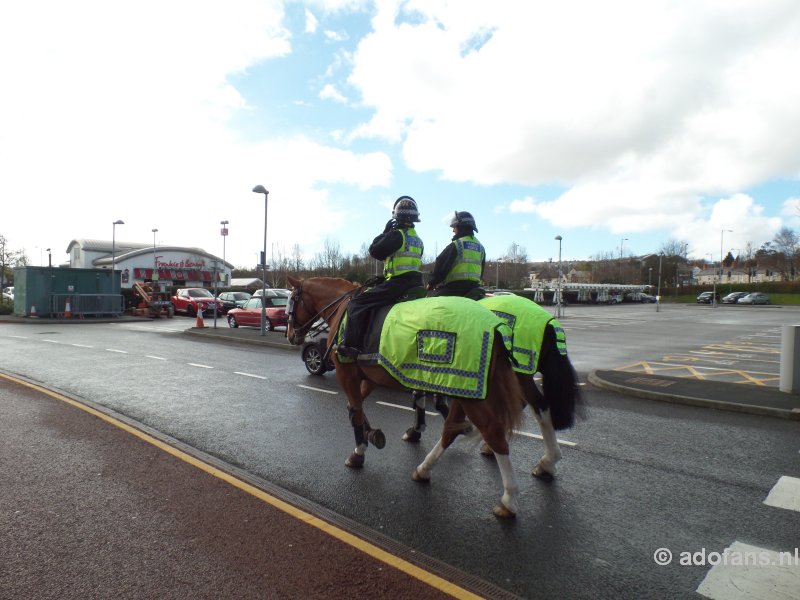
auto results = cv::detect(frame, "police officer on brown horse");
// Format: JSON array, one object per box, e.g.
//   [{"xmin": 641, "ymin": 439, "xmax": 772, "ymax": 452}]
[
  {"xmin": 336, "ymin": 196, "xmax": 424, "ymax": 359},
  {"xmin": 403, "ymin": 210, "xmax": 486, "ymax": 442}
]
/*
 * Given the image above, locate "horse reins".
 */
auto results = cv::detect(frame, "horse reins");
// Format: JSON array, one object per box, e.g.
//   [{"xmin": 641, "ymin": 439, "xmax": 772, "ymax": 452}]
[{"xmin": 287, "ymin": 284, "xmax": 360, "ymax": 340}]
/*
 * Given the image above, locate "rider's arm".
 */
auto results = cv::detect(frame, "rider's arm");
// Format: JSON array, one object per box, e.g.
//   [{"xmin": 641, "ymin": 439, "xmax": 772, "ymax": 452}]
[
  {"xmin": 368, "ymin": 229, "xmax": 403, "ymax": 261},
  {"xmin": 428, "ymin": 243, "xmax": 457, "ymax": 288}
]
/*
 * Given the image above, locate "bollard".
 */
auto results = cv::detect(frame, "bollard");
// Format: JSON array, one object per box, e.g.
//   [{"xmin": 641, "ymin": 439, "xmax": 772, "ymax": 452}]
[{"xmin": 779, "ymin": 325, "xmax": 800, "ymax": 394}]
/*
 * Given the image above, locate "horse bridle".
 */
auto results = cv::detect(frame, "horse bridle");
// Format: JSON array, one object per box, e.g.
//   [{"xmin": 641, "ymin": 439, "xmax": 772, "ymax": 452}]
[{"xmin": 286, "ymin": 284, "xmax": 359, "ymax": 342}]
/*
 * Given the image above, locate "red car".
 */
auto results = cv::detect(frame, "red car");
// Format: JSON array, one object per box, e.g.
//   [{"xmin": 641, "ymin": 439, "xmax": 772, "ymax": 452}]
[
  {"xmin": 171, "ymin": 288, "xmax": 224, "ymax": 317},
  {"xmin": 227, "ymin": 295, "xmax": 288, "ymax": 331}
]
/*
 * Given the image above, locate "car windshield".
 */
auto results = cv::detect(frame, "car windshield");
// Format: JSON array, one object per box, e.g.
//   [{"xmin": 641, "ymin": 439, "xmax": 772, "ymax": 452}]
[
  {"xmin": 233, "ymin": 293, "xmax": 250, "ymax": 300},
  {"xmin": 188, "ymin": 289, "xmax": 214, "ymax": 298},
  {"xmin": 270, "ymin": 297, "xmax": 288, "ymax": 307}
]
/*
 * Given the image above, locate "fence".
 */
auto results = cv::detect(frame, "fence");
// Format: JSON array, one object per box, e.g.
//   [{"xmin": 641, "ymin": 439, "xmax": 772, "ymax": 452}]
[{"xmin": 49, "ymin": 294, "xmax": 124, "ymax": 318}]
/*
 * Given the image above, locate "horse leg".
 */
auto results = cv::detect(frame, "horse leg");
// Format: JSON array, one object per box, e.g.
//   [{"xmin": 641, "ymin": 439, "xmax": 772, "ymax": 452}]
[
  {"xmin": 531, "ymin": 408, "xmax": 561, "ymax": 480},
  {"xmin": 337, "ymin": 370, "xmax": 384, "ymax": 468},
  {"xmin": 411, "ymin": 401, "xmax": 466, "ymax": 481},
  {"xmin": 402, "ymin": 390, "xmax": 427, "ymax": 442},
  {"xmin": 465, "ymin": 404, "xmax": 520, "ymax": 519}
]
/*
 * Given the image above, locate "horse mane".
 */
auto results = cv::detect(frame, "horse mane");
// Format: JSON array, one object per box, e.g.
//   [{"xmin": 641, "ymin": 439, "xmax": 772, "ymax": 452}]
[{"xmin": 539, "ymin": 323, "xmax": 584, "ymax": 430}]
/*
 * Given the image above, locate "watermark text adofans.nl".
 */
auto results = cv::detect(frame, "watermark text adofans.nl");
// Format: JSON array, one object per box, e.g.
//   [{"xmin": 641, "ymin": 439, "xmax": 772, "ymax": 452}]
[{"xmin": 653, "ymin": 547, "xmax": 800, "ymax": 567}]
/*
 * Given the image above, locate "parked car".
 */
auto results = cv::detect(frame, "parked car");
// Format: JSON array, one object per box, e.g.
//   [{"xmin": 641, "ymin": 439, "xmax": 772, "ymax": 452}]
[
  {"xmin": 217, "ymin": 291, "xmax": 251, "ymax": 313},
  {"xmin": 696, "ymin": 291, "xmax": 719, "ymax": 304},
  {"xmin": 2, "ymin": 286, "xmax": 13, "ymax": 301},
  {"xmin": 301, "ymin": 322, "xmax": 334, "ymax": 375},
  {"xmin": 721, "ymin": 291, "xmax": 750, "ymax": 304},
  {"xmin": 227, "ymin": 295, "xmax": 289, "ymax": 330},
  {"xmin": 171, "ymin": 288, "xmax": 224, "ymax": 317},
  {"xmin": 252, "ymin": 288, "xmax": 291, "ymax": 298},
  {"xmin": 737, "ymin": 292, "xmax": 771, "ymax": 305}
]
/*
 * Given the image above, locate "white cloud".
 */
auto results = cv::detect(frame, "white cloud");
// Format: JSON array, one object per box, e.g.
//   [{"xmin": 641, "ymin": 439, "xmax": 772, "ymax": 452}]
[
  {"xmin": 346, "ymin": 0, "xmax": 800, "ymax": 239},
  {"xmin": 320, "ymin": 83, "xmax": 348, "ymax": 103},
  {"xmin": 305, "ymin": 8, "xmax": 319, "ymax": 33}
]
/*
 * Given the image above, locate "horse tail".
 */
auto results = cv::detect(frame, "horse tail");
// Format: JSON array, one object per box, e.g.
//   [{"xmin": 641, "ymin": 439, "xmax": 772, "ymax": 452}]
[
  {"xmin": 488, "ymin": 330, "xmax": 526, "ymax": 435},
  {"xmin": 539, "ymin": 323, "xmax": 584, "ymax": 431}
]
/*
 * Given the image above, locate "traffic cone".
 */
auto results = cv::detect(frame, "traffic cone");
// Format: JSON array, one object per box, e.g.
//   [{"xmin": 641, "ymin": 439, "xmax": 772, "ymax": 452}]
[
  {"xmin": 195, "ymin": 307, "xmax": 205, "ymax": 328},
  {"xmin": 64, "ymin": 299, "xmax": 73, "ymax": 319},
  {"xmin": 30, "ymin": 305, "xmax": 38, "ymax": 318}
]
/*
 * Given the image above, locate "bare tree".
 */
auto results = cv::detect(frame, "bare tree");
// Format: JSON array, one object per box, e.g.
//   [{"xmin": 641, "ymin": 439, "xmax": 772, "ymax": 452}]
[{"xmin": 772, "ymin": 227, "xmax": 798, "ymax": 280}]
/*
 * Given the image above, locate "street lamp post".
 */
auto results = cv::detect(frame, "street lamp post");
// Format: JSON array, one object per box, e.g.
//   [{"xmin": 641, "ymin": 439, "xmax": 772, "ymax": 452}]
[
  {"xmin": 252, "ymin": 185, "xmax": 269, "ymax": 336},
  {"xmin": 220, "ymin": 220, "xmax": 229, "ymax": 286},
  {"xmin": 555, "ymin": 235, "xmax": 563, "ymax": 318},
  {"xmin": 619, "ymin": 237, "xmax": 628, "ymax": 283},
  {"xmin": 714, "ymin": 229, "xmax": 732, "ymax": 307},
  {"xmin": 648, "ymin": 267, "xmax": 652, "ymax": 287},
  {"xmin": 112, "ymin": 220, "xmax": 124, "ymax": 296},
  {"xmin": 151, "ymin": 229, "xmax": 158, "ymax": 282},
  {"xmin": 656, "ymin": 252, "xmax": 664, "ymax": 312}
]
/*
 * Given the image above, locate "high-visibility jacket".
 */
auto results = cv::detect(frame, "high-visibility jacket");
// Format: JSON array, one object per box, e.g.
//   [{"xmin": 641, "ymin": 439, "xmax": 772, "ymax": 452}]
[
  {"xmin": 442, "ymin": 235, "xmax": 485, "ymax": 285},
  {"xmin": 384, "ymin": 227, "xmax": 423, "ymax": 279}
]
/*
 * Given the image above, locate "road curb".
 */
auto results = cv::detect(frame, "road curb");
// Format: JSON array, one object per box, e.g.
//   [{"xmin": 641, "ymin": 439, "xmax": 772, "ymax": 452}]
[
  {"xmin": 587, "ymin": 370, "xmax": 800, "ymax": 421},
  {"xmin": 183, "ymin": 327, "xmax": 298, "ymax": 352}
]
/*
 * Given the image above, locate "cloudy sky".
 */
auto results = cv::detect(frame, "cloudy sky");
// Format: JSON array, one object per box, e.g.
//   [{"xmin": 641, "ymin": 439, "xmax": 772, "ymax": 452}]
[{"xmin": 2, "ymin": 0, "xmax": 799, "ymax": 271}]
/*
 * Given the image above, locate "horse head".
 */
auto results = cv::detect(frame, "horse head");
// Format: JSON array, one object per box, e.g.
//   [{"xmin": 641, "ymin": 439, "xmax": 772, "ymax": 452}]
[{"xmin": 285, "ymin": 276, "xmax": 358, "ymax": 346}]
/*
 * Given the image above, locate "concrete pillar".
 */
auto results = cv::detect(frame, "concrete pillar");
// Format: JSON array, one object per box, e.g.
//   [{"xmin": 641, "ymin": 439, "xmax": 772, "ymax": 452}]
[{"xmin": 779, "ymin": 325, "xmax": 800, "ymax": 394}]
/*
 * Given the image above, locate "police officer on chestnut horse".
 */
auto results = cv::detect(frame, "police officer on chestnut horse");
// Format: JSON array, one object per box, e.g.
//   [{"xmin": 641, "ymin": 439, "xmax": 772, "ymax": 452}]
[{"xmin": 336, "ymin": 196, "xmax": 424, "ymax": 359}]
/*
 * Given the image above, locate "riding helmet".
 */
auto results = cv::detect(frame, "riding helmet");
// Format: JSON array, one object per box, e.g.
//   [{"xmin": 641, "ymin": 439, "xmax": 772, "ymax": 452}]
[
  {"xmin": 450, "ymin": 211, "xmax": 478, "ymax": 232},
  {"xmin": 392, "ymin": 196, "xmax": 421, "ymax": 222}
]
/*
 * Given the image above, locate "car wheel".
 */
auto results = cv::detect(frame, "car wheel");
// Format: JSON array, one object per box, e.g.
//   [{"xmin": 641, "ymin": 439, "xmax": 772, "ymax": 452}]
[
  {"xmin": 303, "ymin": 344, "xmax": 327, "ymax": 375},
  {"xmin": 264, "ymin": 319, "xmax": 273, "ymax": 332},
  {"xmin": 228, "ymin": 315, "xmax": 238, "ymax": 328}
]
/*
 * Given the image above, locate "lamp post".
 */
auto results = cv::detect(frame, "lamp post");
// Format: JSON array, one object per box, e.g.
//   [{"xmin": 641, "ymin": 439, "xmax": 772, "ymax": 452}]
[
  {"xmin": 151, "ymin": 229, "xmax": 158, "ymax": 282},
  {"xmin": 619, "ymin": 237, "xmax": 628, "ymax": 283},
  {"xmin": 656, "ymin": 252, "xmax": 663, "ymax": 312},
  {"xmin": 220, "ymin": 220, "xmax": 229, "ymax": 287},
  {"xmin": 648, "ymin": 267, "xmax": 652, "ymax": 287},
  {"xmin": 112, "ymin": 220, "xmax": 124, "ymax": 294},
  {"xmin": 714, "ymin": 229, "xmax": 732, "ymax": 307},
  {"xmin": 47, "ymin": 248, "xmax": 51, "ymax": 268},
  {"xmin": 252, "ymin": 185, "xmax": 269, "ymax": 336},
  {"xmin": 555, "ymin": 235, "xmax": 563, "ymax": 318}
]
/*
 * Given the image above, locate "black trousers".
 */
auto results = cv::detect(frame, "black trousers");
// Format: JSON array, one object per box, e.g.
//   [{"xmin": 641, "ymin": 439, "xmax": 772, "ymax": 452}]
[
  {"xmin": 428, "ymin": 281, "xmax": 483, "ymax": 299},
  {"xmin": 342, "ymin": 273, "xmax": 423, "ymax": 348}
]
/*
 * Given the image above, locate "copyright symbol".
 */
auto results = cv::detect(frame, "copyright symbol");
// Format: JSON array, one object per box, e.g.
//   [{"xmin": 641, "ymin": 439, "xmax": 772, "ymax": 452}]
[{"xmin": 653, "ymin": 547, "xmax": 672, "ymax": 566}]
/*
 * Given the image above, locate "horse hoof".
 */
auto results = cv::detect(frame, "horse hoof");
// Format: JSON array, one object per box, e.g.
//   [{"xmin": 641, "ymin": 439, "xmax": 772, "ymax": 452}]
[
  {"xmin": 493, "ymin": 504, "xmax": 517, "ymax": 519},
  {"xmin": 532, "ymin": 465, "xmax": 555, "ymax": 481},
  {"xmin": 402, "ymin": 428, "xmax": 422, "ymax": 442},
  {"xmin": 345, "ymin": 453, "xmax": 364, "ymax": 468},
  {"xmin": 411, "ymin": 468, "xmax": 430, "ymax": 482},
  {"xmin": 367, "ymin": 429, "xmax": 386, "ymax": 449},
  {"xmin": 479, "ymin": 442, "xmax": 494, "ymax": 456}
]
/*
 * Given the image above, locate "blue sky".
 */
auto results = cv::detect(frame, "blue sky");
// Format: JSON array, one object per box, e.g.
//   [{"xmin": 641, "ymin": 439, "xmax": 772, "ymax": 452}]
[{"xmin": 1, "ymin": 0, "xmax": 799, "ymax": 270}]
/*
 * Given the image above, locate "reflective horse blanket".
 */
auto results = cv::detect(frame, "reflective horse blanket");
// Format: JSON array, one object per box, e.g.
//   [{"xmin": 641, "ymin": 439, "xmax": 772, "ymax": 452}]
[{"xmin": 365, "ymin": 296, "xmax": 512, "ymax": 399}]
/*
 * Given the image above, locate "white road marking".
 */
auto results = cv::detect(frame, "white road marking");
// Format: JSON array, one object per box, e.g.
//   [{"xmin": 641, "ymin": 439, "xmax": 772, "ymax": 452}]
[
  {"xmin": 375, "ymin": 401, "xmax": 578, "ymax": 446},
  {"xmin": 105, "ymin": 349, "xmax": 127, "ymax": 354},
  {"xmin": 42, "ymin": 339, "xmax": 60, "ymax": 344},
  {"xmin": 145, "ymin": 355, "xmax": 166, "ymax": 360},
  {"xmin": 235, "ymin": 372, "xmax": 267, "ymax": 379},
  {"xmin": 696, "ymin": 541, "xmax": 800, "ymax": 600},
  {"xmin": 513, "ymin": 430, "xmax": 577, "ymax": 447},
  {"xmin": 71, "ymin": 343, "xmax": 94, "ymax": 348},
  {"xmin": 297, "ymin": 384, "xmax": 338, "ymax": 395},
  {"xmin": 764, "ymin": 476, "xmax": 800, "ymax": 513},
  {"xmin": 187, "ymin": 363, "xmax": 213, "ymax": 369},
  {"xmin": 10, "ymin": 335, "xmax": 28, "ymax": 339},
  {"xmin": 376, "ymin": 400, "xmax": 438, "ymax": 416}
]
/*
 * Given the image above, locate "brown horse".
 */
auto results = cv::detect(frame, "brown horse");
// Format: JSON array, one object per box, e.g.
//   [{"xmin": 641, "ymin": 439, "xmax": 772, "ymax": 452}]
[{"xmin": 285, "ymin": 275, "xmax": 527, "ymax": 517}]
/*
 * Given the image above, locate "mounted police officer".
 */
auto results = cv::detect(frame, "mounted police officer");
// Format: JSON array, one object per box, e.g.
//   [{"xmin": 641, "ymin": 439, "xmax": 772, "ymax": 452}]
[
  {"xmin": 403, "ymin": 210, "xmax": 486, "ymax": 442},
  {"xmin": 336, "ymin": 196, "xmax": 424, "ymax": 358},
  {"xmin": 427, "ymin": 211, "xmax": 486, "ymax": 298}
]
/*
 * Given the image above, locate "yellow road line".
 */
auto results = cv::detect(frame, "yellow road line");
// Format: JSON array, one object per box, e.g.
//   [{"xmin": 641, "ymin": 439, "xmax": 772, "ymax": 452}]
[{"xmin": 0, "ymin": 372, "xmax": 481, "ymax": 600}]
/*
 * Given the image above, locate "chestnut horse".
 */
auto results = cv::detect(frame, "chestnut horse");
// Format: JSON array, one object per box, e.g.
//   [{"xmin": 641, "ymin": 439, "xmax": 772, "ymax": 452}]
[
  {"xmin": 405, "ymin": 294, "xmax": 583, "ymax": 479},
  {"xmin": 285, "ymin": 276, "xmax": 527, "ymax": 517}
]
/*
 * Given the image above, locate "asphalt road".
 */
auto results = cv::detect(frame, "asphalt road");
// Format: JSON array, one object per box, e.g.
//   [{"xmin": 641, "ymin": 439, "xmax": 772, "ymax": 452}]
[{"xmin": 1, "ymin": 303, "xmax": 798, "ymax": 599}]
